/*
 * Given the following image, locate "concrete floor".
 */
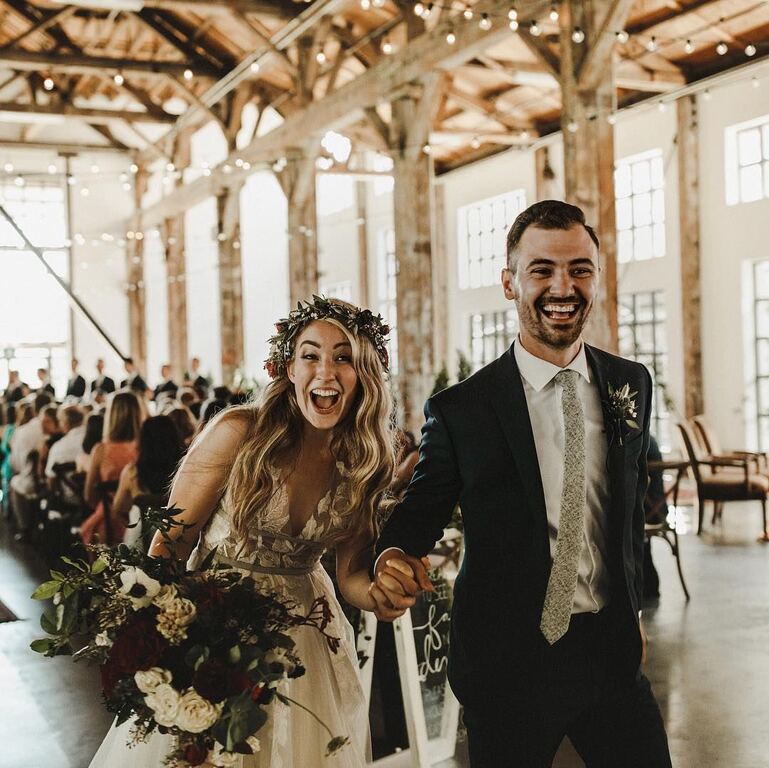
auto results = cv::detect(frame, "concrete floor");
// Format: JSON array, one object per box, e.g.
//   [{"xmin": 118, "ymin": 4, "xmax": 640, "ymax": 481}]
[{"xmin": 2, "ymin": 502, "xmax": 768, "ymax": 768}]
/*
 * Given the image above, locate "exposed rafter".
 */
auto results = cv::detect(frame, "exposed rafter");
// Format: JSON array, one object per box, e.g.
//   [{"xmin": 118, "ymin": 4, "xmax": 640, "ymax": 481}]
[{"xmin": 0, "ymin": 100, "xmax": 176, "ymax": 122}]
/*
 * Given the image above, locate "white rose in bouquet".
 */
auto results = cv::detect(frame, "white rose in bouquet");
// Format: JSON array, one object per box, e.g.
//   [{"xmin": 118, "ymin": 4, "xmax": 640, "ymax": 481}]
[
  {"xmin": 118, "ymin": 566, "xmax": 161, "ymax": 609},
  {"xmin": 208, "ymin": 742, "xmax": 240, "ymax": 767},
  {"xmin": 152, "ymin": 583, "xmax": 178, "ymax": 610},
  {"xmin": 145, "ymin": 683, "xmax": 181, "ymax": 727},
  {"xmin": 174, "ymin": 689, "xmax": 223, "ymax": 733},
  {"xmin": 134, "ymin": 667, "xmax": 173, "ymax": 694}
]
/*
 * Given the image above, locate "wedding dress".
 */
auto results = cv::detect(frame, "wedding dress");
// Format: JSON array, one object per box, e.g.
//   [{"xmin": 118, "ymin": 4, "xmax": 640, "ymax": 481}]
[{"xmin": 89, "ymin": 464, "xmax": 369, "ymax": 768}]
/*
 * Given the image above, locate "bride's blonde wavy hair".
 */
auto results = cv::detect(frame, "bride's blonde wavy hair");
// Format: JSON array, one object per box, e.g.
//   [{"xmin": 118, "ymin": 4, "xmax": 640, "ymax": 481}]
[{"xmin": 219, "ymin": 314, "xmax": 394, "ymax": 553}]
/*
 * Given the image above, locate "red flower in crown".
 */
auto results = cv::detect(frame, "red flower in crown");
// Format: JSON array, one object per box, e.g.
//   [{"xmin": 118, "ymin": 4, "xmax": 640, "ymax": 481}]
[
  {"xmin": 265, "ymin": 360, "xmax": 277, "ymax": 379},
  {"xmin": 275, "ymin": 322, "xmax": 286, "ymax": 333}
]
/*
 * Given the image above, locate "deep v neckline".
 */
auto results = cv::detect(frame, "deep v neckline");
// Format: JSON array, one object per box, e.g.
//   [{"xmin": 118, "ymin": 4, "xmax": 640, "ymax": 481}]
[{"xmin": 278, "ymin": 462, "xmax": 342, "ymax": 539}]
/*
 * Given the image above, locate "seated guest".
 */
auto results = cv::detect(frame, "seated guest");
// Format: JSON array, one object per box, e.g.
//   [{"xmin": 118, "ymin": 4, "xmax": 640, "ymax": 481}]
[
  {"xmin": 76, "ymin": 412, "xmax": 104, "ymax": 474},
  {"xmin": 113, "ymin": 415, "xmax": 184, "ymax": 544},
  {"xmin": 196, "ymin": 398, "xmax": 227, "ymax": 434},
  {"xmin": 4, "ymin": 370, "xmax": 28, "ymax": 402},
  {"xmin": 153, "ymin": 363, "xmax": 178, "ymax": 401},
  {"xmin": 176, "ymin": 386, "xmax": 198, "ymax": 410},
  {"xmin": 120, "ymin": 357, "xmax": 148, "ymax": 395},
  {"xmin": 1, "ymin": 403, "xmax": 17, "ymax": 515},
  {"xmin": 183, "ymin": 356, "xmax": 210, "ymax": 396},
  {"xmin": 8, "ymin": 393, "xmax": 53, "ymax": 537},
  {"xmin": 165, "ymin": 405, "xmax": 196, "ymax": 448},
  {"xmin": 36, "ymin": 367, "xmax": 56, "ymax": 396},
  {"xmin": 80, "ymin": 391, "xmax": 143, "ymax": 545},
  {"xmin": 65, "ymin": 358, "xmax": 86, "ymax": 399},
  {"xmin": 36, "ymin": 405, "xmax": 63, "ymax": 480},
  {"xmin": 45, "ymin": 405, "xmax": 86, "ymax": 493},
  {"xmin": 90, "ymin": 358, "xmax": 115, "ymax": 395}
]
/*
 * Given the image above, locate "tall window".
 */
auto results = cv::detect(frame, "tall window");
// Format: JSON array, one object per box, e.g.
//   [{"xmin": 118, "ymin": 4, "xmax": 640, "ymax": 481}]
[
  {"xmin": 752, "ymin": 260, "xmax": 769, "ymax": 449},
  {"xmin": 618, "ymin": 291, "xmax": 670, "ymax": 450},
  {"xmin": 725, "ymin": 115, "xmax": 769, "ymax": 205},
  {"xmin": 615, "ymin": 149, "xmax": 666, "ymax": 263},
  {"xmin": 0, "ymin": 180, "xmax": 70, "ymax": 393},
  {"xmin": 376, "ymin": 228, "xmax": 398, "ymax": 374},
  {"xmin": 457, "ymin": 190, "xmax": 526, "ymax": 289},
  {"xmin": 469, "ymin": 309, "xmax": 519, "ymax": 370}
]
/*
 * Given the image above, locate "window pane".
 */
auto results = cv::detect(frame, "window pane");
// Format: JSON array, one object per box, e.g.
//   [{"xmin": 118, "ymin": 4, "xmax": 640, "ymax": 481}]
[
  {"xmin": 757, "ymin": 339, "xmax": 769, "ymax": 377},
  {"xmin": 763, "ymin": 124, "xmax": 769, "ymax": 160},
  {"xmin": 632, "ymin": 161, "xmax": 651, "ymax": 194},
  {"xmin": 634, "ymin": 225, "xmax": 653, "ymax": 260},
  {"xmin": 756, "ymin": 261, "xmax": 769, "ymax": 298},
  {"xmin": 480, "ymin": 204, "xmax": 493, "ymax": 232},
  {"xmin": 653, "ymin": 222, "xmax": 666, "ymax": 258},
  {"xmin": 618, "ymin": 229, "xmax": 633, "ymax": 264},
  {"xmin": 633, "ymin": 192, "xmax": 652, "ymax": 227},
  {"xmin": 757, "ymin": 300, "xmax": 769, "ymax": 338},
  {"xmin": 652, "ymin": 189, "xmax": 665, "ymax": 223},
  {"xmin": 616, "ymin": 197, "xmax": 632, "ymax": 231},
  {"xmin": 738, "ymin": 128, "xmax": 762, "ymax": 166},
  {"xmin": 468, "ymin": 207, "xmax": 480, "ymax": 235},
  {"xmin": 740, "ymin": 164, "xmax": 763, "ymax": 203}
]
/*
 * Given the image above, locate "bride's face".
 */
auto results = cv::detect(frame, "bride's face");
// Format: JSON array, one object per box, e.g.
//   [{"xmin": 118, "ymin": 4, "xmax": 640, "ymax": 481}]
[{"xmin": 287, "ymin": 320, "xmax": 359, "ymax": 432}]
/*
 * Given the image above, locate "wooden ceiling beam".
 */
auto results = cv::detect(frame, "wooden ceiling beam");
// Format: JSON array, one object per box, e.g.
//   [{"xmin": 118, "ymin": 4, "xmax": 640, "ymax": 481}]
[
  {"xmin": 516, "ymin": 28, "xmax": 560, "ymax": 79},
  {"xmin": 625, "ymin": 0, "xmax": 724, "ymax": 36},
  {"xmin": 0, "ymin": 5, "xmax": 76, "ymax": 50},
  {"xmin": 2, "ymin": 0, "xmax": 79, "ymax": 51},
  {"xmin": 578, "ymin": 0, "xmax": 636, "ymax": 92},
  {"xmin": 140, "ymin": 0, "xmax": 307, "ymax": 18},
  {"xmin": 0, "ymin": 49, "xmax": 220, "ymax": 77},
  {"xmin": 0, "ymin": 100, "xmax": 176, "ymax": 122}
]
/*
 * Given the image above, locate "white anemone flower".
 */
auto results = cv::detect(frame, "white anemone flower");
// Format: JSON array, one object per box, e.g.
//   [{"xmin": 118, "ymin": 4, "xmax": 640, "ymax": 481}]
[{"xmin": 118, "ymin": 566, "xmax": 161, "ymax": 609}]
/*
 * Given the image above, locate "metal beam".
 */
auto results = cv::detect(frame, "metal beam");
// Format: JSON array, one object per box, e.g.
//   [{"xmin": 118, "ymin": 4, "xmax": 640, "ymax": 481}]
[{"xmin": 0, "ymin": 49, "xmax": 220, "ymax": 77}]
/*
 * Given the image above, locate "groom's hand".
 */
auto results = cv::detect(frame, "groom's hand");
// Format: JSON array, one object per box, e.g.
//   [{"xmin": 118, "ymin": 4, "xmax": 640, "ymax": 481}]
[{"xmin": 374, "ymin": 548, "xmax": 433, "ymax": 604}]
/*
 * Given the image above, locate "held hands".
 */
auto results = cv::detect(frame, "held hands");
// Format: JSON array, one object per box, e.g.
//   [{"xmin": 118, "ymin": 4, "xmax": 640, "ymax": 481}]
[{"xmin": 368, "ymin": 548, "xmax": 434, "ymax": 622}]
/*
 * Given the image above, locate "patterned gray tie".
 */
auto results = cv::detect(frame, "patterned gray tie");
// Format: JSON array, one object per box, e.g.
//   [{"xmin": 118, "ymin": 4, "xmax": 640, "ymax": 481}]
[{"xmin": 540, "ymin": 369, "xmax": 586, "ymax": 645}]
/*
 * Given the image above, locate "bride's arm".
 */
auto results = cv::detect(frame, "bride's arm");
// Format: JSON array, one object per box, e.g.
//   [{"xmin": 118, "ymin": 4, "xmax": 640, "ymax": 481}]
[
  {"xmin": 148, "ymin": 412, "xmax": 249, "ymax": 560},
  {"xmin": 335, "ymin": 533, "xmax": 414, "ymax": 621}
]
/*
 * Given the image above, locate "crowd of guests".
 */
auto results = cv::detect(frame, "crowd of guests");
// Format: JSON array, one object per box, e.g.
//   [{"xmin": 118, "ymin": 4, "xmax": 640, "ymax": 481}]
[{"xmin": 0, "ymin": 356, "xmax": 252, "ymax": 554}]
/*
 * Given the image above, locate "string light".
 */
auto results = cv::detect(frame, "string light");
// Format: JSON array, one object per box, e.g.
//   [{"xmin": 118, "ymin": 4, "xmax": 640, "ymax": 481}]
[
  {"xmin": 508, "ymin": 7, "xmax": 518, "ymax": 21},
  {"xmin": 14, "ymin": 175, "xmax": 24, "ymax": 187},
  {"xmin": 571, "ymin": 27, "xmax": 585, "ymax": 44},
  {"xmin": 122, "ymin": 182, "xmax": 131, "ymax": 191},
  {"xmin": 43, "ymin": 77, "xmax": 54, "ymax": 91},
  {"xmin": 684, "ymin": 39, "xmax": 695, "ymax": 54},
  {"xmin": 509, "ymin": 18, "xmax": 518, "ymax": 31},
  {"xmin": 529, "ymin": 20, "xmax": 541, "ymax": 36},
  {"xmin": 446, "ymin": 29, "xmax": 456, "ymax": 45},
  {"xmin": 479, "ymin": 13, "xmax": 492, "ymax": 30},
  {"xmin": 566, "ymin": 120, "xmax": 578, "ymax": 133},
  {"xmin": 67, "ymin": 174, "xmax": 76, "ymax": 186},
  {"xmin": 422, "ymin": 2, "xmax": 434, "ymax": 19},
  {"xmin": 616, "ymin": 30, "xmax": 629, "ymax": 44},
  {"xmin": 360, "ymin": 0, "xmax": 371, "ymax": 8},
  {"xmin": 752, "ymin": 76, "xmax": 760, "ymax": 88},
  {"xmin": 129, "ymin": 163, "xmax": 139, "ymax": 174},
  {"xmin": 470, "ymin": 136, "xmax": 480, "ymax": 149},
  {"xmin": 702, "ymin": 89, "xmax": 712, "ymax": 100},
  {"xmin": 373, "ymin": 0, "xmax": 385, "ymax": 7},
  {"xmin": 413, "ymin": 1, "xmax": 424, "ymax": 15},
  {"xmin": 183, "ymin": 69, "xmax": 193, "ymax": 81},
  {"xmin": 549, "ymin": 4, "xmax": 559, "ymax": 22},
  {"xmin": 607, "ymin": 113, "xmax": 617, "ymax": 125},
  {"xmin": 316, "ymin": 50, "xmax": 326, "ymax": 64},
  {"xmin": 250, "ymin": 61, "xmax": 260, "ymax": 74},
  {"xmin": 745, "ymin": 43, "xmax": 756, "ymax": 57},
  {"xmin": 657, "ymin": 100, "xmax": 667, "ymax": 112},
  {"xmin": 382, "ymin": 38, "xmax": 393, "ymax": 54},
  {"xmin": 422, "ymin": 143, "xmax": 432, "ymax": 154},
  {"xmin": 716, "ymin": 42, "xmax": 728, "ymax": 56},
  {"xmin": 80, "ymin": 186, "xmax": 90, "ymax": 197},
  {"xmin": 113, "ymin": 72, "xmax": 124, "ymax": 86},
  {"xmin": 463, "ymin": 5, "xmax": 473, "ymax": 19},
  {"xmin": 3, "ymin": 162, "xmax": 12, "ymax": 173},
  {"xmin": 48, "ymin": 164, "xmax": 57, "ymax": 174},
  {"xmin": 646, "ymin": 36, "xmax": 658, "ymax": 52},
  {"xmin": 166, "ymin": 162, "xmax": 175, "ymax": 172}
]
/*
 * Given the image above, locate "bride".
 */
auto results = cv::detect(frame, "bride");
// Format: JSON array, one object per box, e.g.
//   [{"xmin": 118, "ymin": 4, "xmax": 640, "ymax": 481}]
[{"xmin": 90, "ymin": 297, "xmax": 412, "ymax": 768}]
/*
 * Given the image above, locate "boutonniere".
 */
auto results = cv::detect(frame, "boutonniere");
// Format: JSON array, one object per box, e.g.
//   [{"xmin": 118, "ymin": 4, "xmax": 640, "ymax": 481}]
[{"xmin": 604, "ymin": 382, "xmax": 639, "ymax": 446}]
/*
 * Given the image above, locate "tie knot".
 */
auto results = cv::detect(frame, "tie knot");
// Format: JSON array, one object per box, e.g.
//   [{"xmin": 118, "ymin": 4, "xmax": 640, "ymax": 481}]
[{"xmin": 555, "ymin": 369, "xmax": 579, "ymax": 390}]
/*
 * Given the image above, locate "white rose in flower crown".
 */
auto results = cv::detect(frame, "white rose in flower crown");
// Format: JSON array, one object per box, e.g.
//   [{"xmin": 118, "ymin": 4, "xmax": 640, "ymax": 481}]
[
  {"xmin": 152, "ymin": 583, "xmax": 178, "ymax": 611},
  {"xmin": 118, "ymin": 566, "xmax": 161, "ymax": 609},
  {"xmin": 174, "ymin": 688, "xmax": 223, "ymax": 733},
  {"xmin": 135, "ymin": 667, "xmax": 173, "ymax": 694},
  {"xmin": 144, "ymin": 683, "xmax": 181, "ymax": 727}
]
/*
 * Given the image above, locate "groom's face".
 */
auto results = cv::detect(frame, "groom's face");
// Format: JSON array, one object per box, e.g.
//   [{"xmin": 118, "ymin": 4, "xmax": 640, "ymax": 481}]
[{"xmin": 502, "ymin": 224, "xmax": 599, "ymax": 350}]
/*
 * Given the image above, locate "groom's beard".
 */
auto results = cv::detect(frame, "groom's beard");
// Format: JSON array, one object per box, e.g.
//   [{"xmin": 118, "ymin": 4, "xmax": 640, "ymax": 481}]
[{"xmin": 516, "ymin": 295, "xmax": 592, "ymax": 350}]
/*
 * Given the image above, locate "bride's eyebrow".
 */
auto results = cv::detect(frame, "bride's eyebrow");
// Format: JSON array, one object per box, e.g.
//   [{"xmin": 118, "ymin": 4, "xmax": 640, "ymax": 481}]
[{"xmin": 298, "ymin": 340, "xmax": 352, "ymax": 349}]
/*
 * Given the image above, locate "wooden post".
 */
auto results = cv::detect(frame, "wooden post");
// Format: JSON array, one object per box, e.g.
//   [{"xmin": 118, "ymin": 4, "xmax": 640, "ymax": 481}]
[
  {"xmin": 390, "ymin": 87, "xmax": 437, "ymax": 433},
  {"xmin": 677, "ymin": 94, "xmax": 703, "ymax": 417},
  {"xmin": 560, "ymin": 0, "xmax": 624, "ymax": 353},
  {"xmin": 535, "ymin": 146, "xmax": 558, "ymax": 201},
  {"xmin": 217, "ymin": 181, "xmax": 245, "ymax": 387},
  {"xmin": 355, "ymin": 180, "xmax": 369, "ymax": 307},
  {"xmin": 279, "ymin": 153, "xmax": 319, "ymax": 306},
  {"xmin": 433, "ymin": 182, "xmax": 449, "ymax": 376},
  {"xmin": 127, "ymin": 165, "xmax": 148, "ymax": 370},
  {"xmin": 165, "ymin": 133, "xmax": 191, "ymax": 383}
]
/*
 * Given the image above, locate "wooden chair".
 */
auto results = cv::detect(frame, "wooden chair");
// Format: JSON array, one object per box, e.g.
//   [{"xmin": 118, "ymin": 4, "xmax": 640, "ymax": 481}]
[
  {"xmin": 677, "ymin": 421, "xmax": 769, "ymax": 539},
  {"xmin": 692, "ymin": 415, "xmax": 768, "ymax": 477},
  {"xmin": 646, "ymin": 459, "xmax": 690, "ymax": 601}
]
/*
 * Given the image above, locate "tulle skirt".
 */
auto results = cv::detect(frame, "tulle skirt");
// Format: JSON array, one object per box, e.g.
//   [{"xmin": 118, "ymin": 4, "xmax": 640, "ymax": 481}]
[{"xmin": 89, "ymin": 566, "xmax": 369, "ymax": 768}]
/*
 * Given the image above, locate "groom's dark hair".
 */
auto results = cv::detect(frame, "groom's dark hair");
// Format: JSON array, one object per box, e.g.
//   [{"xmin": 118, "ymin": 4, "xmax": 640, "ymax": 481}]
[{"xmin": 506, "ymin": 200, "xmax": 600, "ymax": 273}]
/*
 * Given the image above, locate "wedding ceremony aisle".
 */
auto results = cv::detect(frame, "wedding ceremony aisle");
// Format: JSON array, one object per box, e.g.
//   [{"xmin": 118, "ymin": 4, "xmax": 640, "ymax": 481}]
[{"xmin": 2, "ymin": 503, "xmax": 768, "ymax": 768}]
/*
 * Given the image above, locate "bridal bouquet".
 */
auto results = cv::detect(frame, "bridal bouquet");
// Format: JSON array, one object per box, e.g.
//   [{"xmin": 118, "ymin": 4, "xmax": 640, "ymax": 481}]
[{"xmin": 30, "ymin": 507, "xmax": 347, "ymax": 767}]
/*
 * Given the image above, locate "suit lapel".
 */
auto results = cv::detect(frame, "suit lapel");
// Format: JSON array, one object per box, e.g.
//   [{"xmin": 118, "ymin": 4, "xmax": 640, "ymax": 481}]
[{"xmin": 486, "ymin": 348, "xmax": 548, "ymax": 530}]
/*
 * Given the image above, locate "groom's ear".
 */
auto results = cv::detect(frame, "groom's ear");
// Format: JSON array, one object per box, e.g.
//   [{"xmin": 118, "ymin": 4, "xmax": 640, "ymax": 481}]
[{"xmin": 501, "ymin": 267, "xmax": 518, "ymax": 300}]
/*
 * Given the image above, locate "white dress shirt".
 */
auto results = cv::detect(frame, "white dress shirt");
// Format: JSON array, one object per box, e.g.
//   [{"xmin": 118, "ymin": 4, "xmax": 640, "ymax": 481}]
[
  {"xmin": 514, "ymin": 338, "xmax": 611, "ymax": 615},
  {"xmin": 45, "ymin": 426, "xmax": 86, "ymax": 478}
]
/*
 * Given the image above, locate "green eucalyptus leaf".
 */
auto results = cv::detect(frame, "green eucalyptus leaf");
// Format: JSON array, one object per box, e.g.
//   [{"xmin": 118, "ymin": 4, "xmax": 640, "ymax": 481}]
[
  {"xmin": 30, "ymin": 638, "xmax": 55, "ymax": 654},
  {"xmin": 229, "ymin": 645, "xmax": 242, "ymax": 664},
  {"xmin": 91, "ymin": 557, "xmax": 108, "ymax": 575},
  {"xmin": 40, "ymin": 611, "xmax": 57, "ymax": 634},
  {"xmin": 31, "ymin": 580, "xmax": 60, "ymax": 600}
]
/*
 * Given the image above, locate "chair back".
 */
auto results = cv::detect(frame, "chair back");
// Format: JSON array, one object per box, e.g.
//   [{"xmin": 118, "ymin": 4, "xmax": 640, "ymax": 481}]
[
  {"xmin": 677, "ymin": 421, "xmax": 704, "ymax": 486},
  {"xmin": 50, "ymin": 462, "xmax": 87, "ymax": 512},
  {"xmin": 693, "ymin": 415, "xmax": 719, "ymax": 455}
]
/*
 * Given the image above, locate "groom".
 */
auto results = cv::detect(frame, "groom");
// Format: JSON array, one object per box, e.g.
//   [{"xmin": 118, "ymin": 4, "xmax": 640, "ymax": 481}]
[{"xmin": 372, "ymin": 200, "xmax": 672, "ymax": 767}]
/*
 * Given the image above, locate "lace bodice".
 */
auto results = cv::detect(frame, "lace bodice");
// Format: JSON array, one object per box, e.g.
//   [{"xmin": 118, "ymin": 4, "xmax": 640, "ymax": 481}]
[{"xmin": 197, "ymin": 462, "xmax": 350, "ymax": 572}]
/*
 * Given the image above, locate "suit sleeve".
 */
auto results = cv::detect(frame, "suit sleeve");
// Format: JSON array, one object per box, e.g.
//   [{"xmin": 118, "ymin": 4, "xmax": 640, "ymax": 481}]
[
  {"xmin": 633, "ymin": 366, "xmax": 654, "ymax": 607},
  {"xmin": 375, "ymin": 396, "xmax": 462, "ymax": 560}
]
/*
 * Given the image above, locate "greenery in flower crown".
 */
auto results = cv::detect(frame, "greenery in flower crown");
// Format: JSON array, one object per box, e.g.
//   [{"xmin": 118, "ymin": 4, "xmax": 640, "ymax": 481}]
[{"xmin": 265, "ymin": 295, "xmax": 390, "ymax": 379}]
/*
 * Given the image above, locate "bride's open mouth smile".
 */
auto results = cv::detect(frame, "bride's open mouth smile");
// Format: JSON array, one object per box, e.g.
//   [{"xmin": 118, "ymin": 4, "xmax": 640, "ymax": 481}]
[{"xmin": 309, "ymin": 387, "xmax": 342, "ymax": 414}]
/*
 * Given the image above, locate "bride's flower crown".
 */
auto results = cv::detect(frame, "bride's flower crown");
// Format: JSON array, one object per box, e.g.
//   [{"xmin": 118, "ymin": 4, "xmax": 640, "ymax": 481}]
[{"xmin": 265, "ymin": 295, "xmax": 391, "ymax": 379}]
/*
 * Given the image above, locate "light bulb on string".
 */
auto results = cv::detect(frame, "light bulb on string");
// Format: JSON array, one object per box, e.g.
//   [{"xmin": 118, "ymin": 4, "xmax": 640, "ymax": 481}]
[
  {"xmin": 616, "ymin": 30, "xmax": 629, "ymax": 44},
  {"xmin": 242, "ymin": 161, "xmax": 251, "ymax": 170},
  {"xmin": 48, "ymin": 164, "xmax": 57, "ymax": 174},
  {"xmin": 422, "ymin": 3, "xmax": 433, "ymax": 19},
  {"xmin": 91, "ymin": 164, "xmax": 99, "ymax": 174},
  {"xmin": 684, "ymin": 39, "xmax": 695, "ymax": 54},
  {"xmin": 43, "ymin": 77, "xmax": 54, "ymax": 91},
  {"xmin": 129, "ymin": 163, "xmax": 139, "ymax": 174},
  {"xmin": 607, "ymin": 113, "xmax": 617, "ymax": 125},
  {"xmin": 549, "ymin": 4, "xmax": 559, "ymax": 22},
  {"xmin": 470, "ymin": 136, "xmax": 481, "ymax": 149},
  {"xmin": 571, "ymin": 27, "xmax": 585, "ymax": 43},
  {"xmin": 566, "ymin": 120, "xmax": 578, "ymax": 133},
  {"xmin": 235, "ymin": 158, "xmax": 244, "ymax": 167},
  {"xmin": 80, "ymin": 186, "xmax": 90, "ymax": 197},
  {"xmin": 119, "ymin": 172, "xmax": 128, "ymax": 182},
  {"xmin": 479, "ymin": 13, "xmax": 492, "ymax": 30},
  {"xmin": 509, "ymin": 18, "xmax": 518, "ymax": 31},
  {"xmin": 222, "ymin": 164, "xmax": 232, "ymax": 174},
  {"xmin": 135, "ymin": 231, "xmax": 144, "ymax": 241},
  {"xmin": 360, "ymin": 0, "xmax": 370, "ymax": 8},
  {"xmin": 752, "ymin": 76, "xmax": 760, "ymax": 88},
  {"xmin": 646, "ymin": 36, "xmax": 658, "ymax": 52},
  {"xmin": 702, "ymin": 89, "xmax": 712, "ymax": 101},
  {"xmin": 745, "ymin": 43, "xmax": 756, "ymax": 57},
  {"xmin": 14, "ymin": 175, "xmax": 24, "ymax": 187},
  {"xmin": 122, "ymin": 182, "xmax": 132, "ymax": 192},
  {"xmin": 250, "ymin": 61, "xmax": 260, "ymax": 74},
  {"xmin": 446, "ymin": 29, "xmax": 456, "ymax": 45},
  {"xmin": 373, "ymin": 0, "xmax": 385, "ymax": 7},
  {"xmin": 67, "ymin": 174, "xmax": 76, "ymax": 186},
  {"xmin": 529, "ymin": 20, "xmax": 541, "ymax": 36},
  {"xmin": 422, "ymin": 143, "xmax": 432, "ymax": 155},
  {"xmin": 382, "ymin": 38, "xmax": 393, "ymax": 54},
  {"xmin": 3, "ymin": 162, "xmax": 13, "ymax": 173},
  {"xmin": 113, "ymin": 72, "xmax": 124, "ymax": 86},
  {"xmin": 183, "ymin": 68, "xmax": 193, "ymax": 81},
  {"xmin": 716, "ymin": 42, "xmax": 728, "ymax": 56},
  {"xmin": 657, "ymin": 100, "xmax": 667, "ymax": 112},
  {"xmin": 463, "ymin": 6, "xmax": 473, "ymax": 19},
  {"xmin": 414, "ymin": 2, "xmax": 424, "ymax": 16},
  {"xmin": 316, "ymin": 50, "xmax": 326, "ymax": 64}
]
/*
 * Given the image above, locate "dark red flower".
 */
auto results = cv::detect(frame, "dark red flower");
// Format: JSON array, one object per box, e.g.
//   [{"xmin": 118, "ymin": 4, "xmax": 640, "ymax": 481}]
[
  {"xmin": 192, "ymin": 659, "xmax": 229, "ymax": 703},
  {"xmin": 250, "ymin": 683, "xmax": 265, "ymax": 702},
  {"xmin": 183, "ymin": 742, "xmax": 208, "ymax": 766},
  {"xmin": 229, "ymin": 668, "xmax": 252, "ymax": 696},
  {"xmin": 275, "ymin": 322, "xmax": 286, "ymax": 333},
  {"xmin": 265, "ymin": 360, "xmax": 277, "ymax": 378},
  {"xmin": 101, "ymin": 614, "xmax": 167, "ymax": 696}
]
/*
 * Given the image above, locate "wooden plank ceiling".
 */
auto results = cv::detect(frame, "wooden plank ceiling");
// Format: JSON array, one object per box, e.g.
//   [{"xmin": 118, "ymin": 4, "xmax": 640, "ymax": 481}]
[{"xmin": 0, "ymin": 0, "xmax": 767, "ymax": 172}]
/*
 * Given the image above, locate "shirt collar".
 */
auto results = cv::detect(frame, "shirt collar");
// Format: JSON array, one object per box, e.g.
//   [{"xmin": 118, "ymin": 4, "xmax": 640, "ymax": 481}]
[{"xmin": 513, "ymin": 337, "xmax": 591, "ymax": 392}]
